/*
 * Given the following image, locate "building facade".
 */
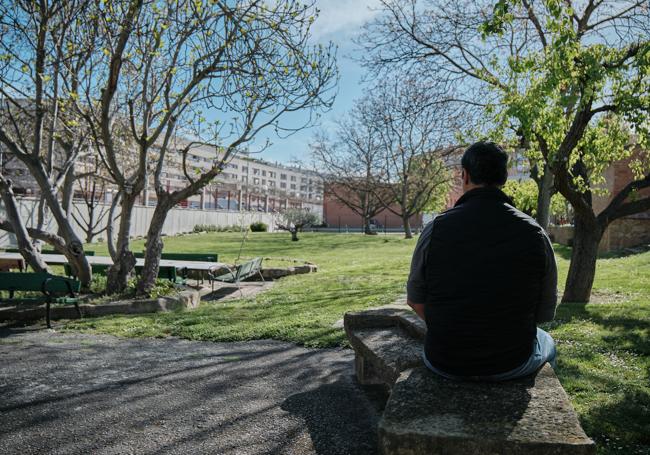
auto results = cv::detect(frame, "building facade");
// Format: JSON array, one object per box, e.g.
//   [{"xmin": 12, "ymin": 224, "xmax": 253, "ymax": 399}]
[{"xmin": 0, "ymin": 144, "xmax": 324, "ymax": 218}]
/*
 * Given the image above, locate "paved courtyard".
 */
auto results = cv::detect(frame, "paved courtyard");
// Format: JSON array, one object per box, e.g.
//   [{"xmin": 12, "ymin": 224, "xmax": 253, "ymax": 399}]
[{"xmin": 0, "ymin": 326, "xmax": 386, "ymax": 454}]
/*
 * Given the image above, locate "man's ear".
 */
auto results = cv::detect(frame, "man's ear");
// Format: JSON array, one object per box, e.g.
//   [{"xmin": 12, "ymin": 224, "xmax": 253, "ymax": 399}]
[{"xmin": 462, "ymin": 168, "xmax": 470, "ymax": 185}]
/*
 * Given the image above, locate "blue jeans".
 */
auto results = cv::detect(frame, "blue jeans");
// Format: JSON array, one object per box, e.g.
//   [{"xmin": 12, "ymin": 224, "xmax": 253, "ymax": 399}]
[{"xmin": 423, "ymin": 328, "xmax": 557, "ymax": 382}]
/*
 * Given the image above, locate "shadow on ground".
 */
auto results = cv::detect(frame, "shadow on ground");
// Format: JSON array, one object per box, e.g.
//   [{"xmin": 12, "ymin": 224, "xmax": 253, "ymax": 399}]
[{"xmin": 0, "ymin": 328, "xmax": 386, "ymax": 455}]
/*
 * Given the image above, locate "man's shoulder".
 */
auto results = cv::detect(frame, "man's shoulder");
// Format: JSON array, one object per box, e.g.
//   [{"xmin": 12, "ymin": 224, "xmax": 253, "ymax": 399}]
[{"xmin": 505, "ymin": 203, "xmax": 547, "ymax": 234}]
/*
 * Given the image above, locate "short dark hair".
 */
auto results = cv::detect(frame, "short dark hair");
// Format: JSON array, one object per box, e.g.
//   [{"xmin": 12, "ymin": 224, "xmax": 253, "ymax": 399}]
[{"xmin": 461, "ymin": 141, "xmax": 508, "ymax": 186}]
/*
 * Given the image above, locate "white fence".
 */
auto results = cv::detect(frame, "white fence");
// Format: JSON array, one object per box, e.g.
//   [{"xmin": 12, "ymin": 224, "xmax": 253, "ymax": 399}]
[{"xmin": 0, "ymin": 197, "xmax": 277, "ymax": 248}]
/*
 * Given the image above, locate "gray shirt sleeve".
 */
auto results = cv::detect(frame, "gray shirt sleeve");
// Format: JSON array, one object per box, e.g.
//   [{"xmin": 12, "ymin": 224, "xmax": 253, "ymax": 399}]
[
  {"xmin": 536, "ymin": 231, "xmax": 558, "ymax": 323},
  {"xmin": 406, "ymin": 221, "xmax": 434, "ymax": 304}
]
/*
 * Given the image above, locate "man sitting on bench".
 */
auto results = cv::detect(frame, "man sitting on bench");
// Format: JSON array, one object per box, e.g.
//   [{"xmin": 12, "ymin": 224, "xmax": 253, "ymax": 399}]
[{"xmin": 407, "ymin": 141, "xmax": 558, "ymax": 381}]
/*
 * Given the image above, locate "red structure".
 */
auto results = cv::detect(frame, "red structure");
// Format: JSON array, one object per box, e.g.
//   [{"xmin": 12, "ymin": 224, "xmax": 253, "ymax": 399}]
[{"xmin": 322, "ymin": 187, "xmax": 423, "ymax": 230}]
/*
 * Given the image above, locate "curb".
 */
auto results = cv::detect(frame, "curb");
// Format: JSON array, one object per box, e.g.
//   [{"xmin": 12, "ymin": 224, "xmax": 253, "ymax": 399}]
[{"xmin": 0, "ymin": 289, "xmax": 200, "ymax": 323}]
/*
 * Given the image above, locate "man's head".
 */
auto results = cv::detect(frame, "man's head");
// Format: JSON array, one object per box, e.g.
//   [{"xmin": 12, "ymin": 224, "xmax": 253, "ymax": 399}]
[{"xmin": 460, "ymin": 141, "xmax": 508, "ymax": 193}]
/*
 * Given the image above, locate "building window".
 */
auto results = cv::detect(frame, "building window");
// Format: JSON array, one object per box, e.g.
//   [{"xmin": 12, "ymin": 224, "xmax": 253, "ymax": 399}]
[
  {"xmin": 290, "ymin": 183, "xmax": 296, "ymax": 190},
  {"xmin": 262, "ymin": 179, "xmax": 266, "ymax": 185},
  {"xmin": 280, "ymin": 173, "xmax": 287, "ymax": 180},
  {"xmin": 269, "ymin": 171, "xmax": 276, "ymax": 178},
  {"xmin": 290, "ymin": 176, "xmax": 296, "ymax": 182},
  {"xmin": 280, "ymin": 182, "xmax": 286, "ymax": 189},
  {"xmin": 253, "ymin": 177, "xmax": 259, "ymax": 185},
  {"xmin": 253, "ymin": 168, "xmax": 260, "ymax": 175},
  {"xmin": 262, "ymin": 170, "xmax": 266, "ymax": 176},
  {"xmin": 242, "ymin": 176, "xmax": 248, "ymax": 183},
  {"xmin": 242, "ymin": 166, "xmax": 248, "ymax": 172},
  {"xmin": 269, "ymin": 181, "xmax": 276, "ymax": 187}
]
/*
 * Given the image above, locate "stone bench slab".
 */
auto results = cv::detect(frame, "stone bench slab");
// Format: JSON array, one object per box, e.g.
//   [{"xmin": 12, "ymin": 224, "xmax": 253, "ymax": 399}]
[{"xmin": 379, "ymin": 364, "xmax": 595, "ymax": 455}]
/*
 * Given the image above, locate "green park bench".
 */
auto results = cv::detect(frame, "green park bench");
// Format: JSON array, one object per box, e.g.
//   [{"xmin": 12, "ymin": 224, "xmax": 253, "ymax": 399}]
[
  {"xmin": 0, "ymin": 272, "xmax": 81, "ymax": 328},
  {"xmin": 161, "ymin": 253, "xmax": 219, "ymax": 282},
  {"xmin": 134, "ymin": 265, "xmax": 185, "ymax": 285},
  {"xmin": 209, "ymin": 257, "xmax": 263, "ymax": 292},
  {"xmin": 64, "ymin": 262, "xmax": 184, "ymax": 284},
  {"xmin": 64, "ymin": 263, "xmax": 111, "ymax": 278}
]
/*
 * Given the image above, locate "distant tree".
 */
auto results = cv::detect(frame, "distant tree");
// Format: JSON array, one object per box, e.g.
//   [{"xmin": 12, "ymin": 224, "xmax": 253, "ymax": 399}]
[
  {"xmin": 311, "ymin": 97, "xmax": 391, "ymax": 235},
  {"xmin": 71, "ymin": 174, "xmax": 113, "ymax": 244},
  {"xmin": 367, "ymin": 77, "xmax": 457, "ymax": 239},
  {"xmin": 276, "ymin": 208, "xmax": 320, "ymax": 241}
]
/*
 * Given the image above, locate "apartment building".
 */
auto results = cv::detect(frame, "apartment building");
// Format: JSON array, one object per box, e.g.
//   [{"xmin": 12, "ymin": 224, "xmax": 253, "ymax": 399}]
[{"xmin": 0, "ymin": 142, "xmax": 324, "ymax": 217}]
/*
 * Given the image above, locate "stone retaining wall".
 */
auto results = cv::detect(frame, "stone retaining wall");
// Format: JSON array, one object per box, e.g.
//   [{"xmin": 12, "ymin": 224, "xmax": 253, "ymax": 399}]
[{"xmin": 0, "ymin": 289, "xmax": 199, "ymax": 324}]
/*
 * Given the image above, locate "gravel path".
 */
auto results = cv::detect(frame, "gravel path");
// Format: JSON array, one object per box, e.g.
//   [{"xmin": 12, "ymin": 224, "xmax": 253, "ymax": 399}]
[{"xmin": 0, "ymin": 326, "xmax": 387, "ymax": 455}]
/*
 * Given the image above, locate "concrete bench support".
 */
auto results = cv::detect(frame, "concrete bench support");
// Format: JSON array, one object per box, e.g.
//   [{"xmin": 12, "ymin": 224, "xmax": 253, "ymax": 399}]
[{"xmin": 344, "ymin": 300, "xmax": 596, "ymax": 455}]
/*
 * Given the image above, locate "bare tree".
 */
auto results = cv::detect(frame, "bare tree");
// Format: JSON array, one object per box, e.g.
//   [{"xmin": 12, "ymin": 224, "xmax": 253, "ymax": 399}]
[
  {"xmin": 311, "ymin": 98, "xmax": 391, "ymax": 235},
  {"xmin": 0, "ymin": 0, "xmax": 94, "ymax": 285},
  {"xmin": 368, "ymin": 78, "xmax": 456, "ymax": 238},
  {"xmin": 71, "ymin": 174, "xmax": 112, "ymax": 244},
  {"xmin": 358, "ymin": 0, "xmax": 556, "ymax": 228},
  {"xmin": 68, "ymin": 0, "xmax": 338, "ymax": 295}
]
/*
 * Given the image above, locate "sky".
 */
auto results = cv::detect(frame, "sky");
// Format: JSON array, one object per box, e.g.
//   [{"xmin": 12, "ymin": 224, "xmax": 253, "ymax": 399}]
[{"xmin": 248, "ymin": 0, "xmax": 383, "ymax": 166}]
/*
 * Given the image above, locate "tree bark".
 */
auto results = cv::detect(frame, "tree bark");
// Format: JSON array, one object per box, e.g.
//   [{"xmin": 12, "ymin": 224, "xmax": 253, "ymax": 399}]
[
  {"xmin": 136, "ymin": 197, "xmax": 172, "ymax": 296},
  {"xmin": 402, "ymin": 215, "xmax": 412, "ymax": 239},
  {"xmin": 19, "ymin": 159, "xmax": 92, "ymax": 286},
  {"xmin": 107, "ymin": 192, "xmax": 137, "ymax": 293},
  {"xmin": 535, "ymin": 163, "xmax": 554, "ymax": 231},
  {"xmin": 561, "ymin": 213, "xmax": 603, "ymax": 303},
  {"xmin": 290, "ymin": 228, "xmax": 299, "ymax": 241},
  {"xmin": 106, "ymin": 191, "xmax": 121, "ymax": 260},
  {"xmin": 0, "ymin": 178, "xmax": 49, "ymax": 273}
]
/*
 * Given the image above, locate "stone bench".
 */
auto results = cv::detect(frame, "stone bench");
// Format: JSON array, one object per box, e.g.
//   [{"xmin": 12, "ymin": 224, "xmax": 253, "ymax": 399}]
[{"xmin": 344, "ymin": 300, "xmax": 595, "ymax": 454}]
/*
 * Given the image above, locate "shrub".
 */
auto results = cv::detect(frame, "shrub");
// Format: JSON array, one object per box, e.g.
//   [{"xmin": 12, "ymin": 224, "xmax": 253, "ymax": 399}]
[{"xmin": 250, "ymin": 221, "xmax": 268, "ymax": 232}]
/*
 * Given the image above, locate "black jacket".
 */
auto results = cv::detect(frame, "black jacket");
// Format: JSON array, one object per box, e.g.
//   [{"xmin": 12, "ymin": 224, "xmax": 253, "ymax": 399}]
[{"xmin": 420, "ymin": 187, "xmax": 555, "ymax": 376}]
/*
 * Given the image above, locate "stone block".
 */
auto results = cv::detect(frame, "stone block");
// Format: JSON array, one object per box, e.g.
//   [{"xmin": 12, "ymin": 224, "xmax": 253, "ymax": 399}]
[
  {"xmin": 379, "ymin": 365, "xmax": 595, "ymax": 455},
  {"xmin": 346, "ymin": 325, "xmax": 423, "ymax": 387}
]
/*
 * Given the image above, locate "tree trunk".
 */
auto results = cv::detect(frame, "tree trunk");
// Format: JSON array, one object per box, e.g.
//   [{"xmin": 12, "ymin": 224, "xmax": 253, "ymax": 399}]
[
  {"xmin": 535, "ymin": 163, "xmax": 554, "ymax": 231},
  {"xmin": 561, "ymin": 213, "xmax": 603, "ymax": 303},
  {"xmin": 0, "ymin": 178, "xmax": 49, "ymax": 272},
  {"xmin": 402, "ymin": 215, "xmax": 412, "ymax": 239},
  {"xmin": 136, "ymin": 198, "xmax": 171, "ymax": 296},
  {"xmin": 61, "ymin": 167, "xmax": 75, "ymax": 218},
  {"xmin": 290, "ymin": 228, "xmax": 299, "ymax": 241},
  {"xmin": 22, "ymin": 161, "xmax": 91, "ymax": 286},
  {"xmin": 107, "ymin": 192, "xmax": 137, "ymax": 293},
  {"xmin": 362, "ymin": 215, "xmax": 375, "ymax": 235},
  {"xmin": 106, "ymin": 191, "xmax": 121, "ymax": 260}
]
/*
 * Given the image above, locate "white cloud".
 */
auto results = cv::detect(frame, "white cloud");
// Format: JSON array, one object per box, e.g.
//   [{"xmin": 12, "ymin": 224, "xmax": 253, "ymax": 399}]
[{"xmin": 309, "ymin": 0, "xmax": 382, "ymax": 41}]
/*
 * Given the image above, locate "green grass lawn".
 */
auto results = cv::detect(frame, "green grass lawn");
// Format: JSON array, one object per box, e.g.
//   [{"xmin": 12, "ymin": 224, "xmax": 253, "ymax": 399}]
[{"xmin": 63, "ymin": 232, "xmax": 649, "ymax": 454}]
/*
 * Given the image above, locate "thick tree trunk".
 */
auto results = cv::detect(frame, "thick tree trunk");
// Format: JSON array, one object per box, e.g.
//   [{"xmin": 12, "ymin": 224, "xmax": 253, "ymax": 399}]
[
  {"xmin": 290, "ymin": 228, "xmax": 299, "ymax": 241},
  {"xmin": 22, "ymin": 161, "xmax": 91, "ymax": 286},
  {"xmin": 402, "ymin": 215, "xmax": 412, "ymax": 239},
  {"xmin": 136, "ymin": 198, "xmax": 171, "ymax": 296},
  {"xmin": 561, "ymin": 213, "xmax": 603, "ymax": 303},
  {"xmin": 107, "ymin": 193, "xmax": 137, "ymax": 293},
  {"xmin": 536, "ymin": 164, "xmax": 554, "ymax": 231},
  {"xmin": 0, "ymin": 178, "xmax": 49, "ymax": 272}
]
